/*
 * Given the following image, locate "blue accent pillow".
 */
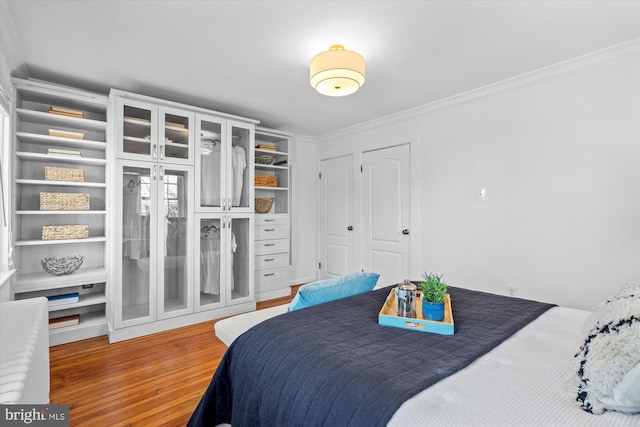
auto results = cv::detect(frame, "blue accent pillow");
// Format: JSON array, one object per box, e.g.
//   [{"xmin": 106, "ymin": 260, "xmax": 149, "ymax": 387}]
[{"xmin": 288, "ymin": 272, "xmax": 380, "ymax": 312}]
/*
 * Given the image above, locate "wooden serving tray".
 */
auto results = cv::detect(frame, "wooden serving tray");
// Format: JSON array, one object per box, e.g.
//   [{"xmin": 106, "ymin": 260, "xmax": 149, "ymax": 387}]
[{"xmin": 378, "ymin": 288, "xmax": 454, "ymax": 335}]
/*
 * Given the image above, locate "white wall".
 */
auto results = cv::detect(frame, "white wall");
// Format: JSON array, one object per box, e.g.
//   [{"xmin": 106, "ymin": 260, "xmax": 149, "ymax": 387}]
[
  {"xmin": 317, "ymin": 45, "xmax": 640, "ymax": 311},
  {"xmin": 0, "ymin": 0, "xmax": 23, "ymax": 303},
  {"xmin": 289, "ymin": 134, "xmax": 318, "ymax": 284}
]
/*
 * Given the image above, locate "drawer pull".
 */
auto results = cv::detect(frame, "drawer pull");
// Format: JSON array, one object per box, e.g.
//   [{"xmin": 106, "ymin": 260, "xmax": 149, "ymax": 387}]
[
  {"xmin": 265, "ymin": 228, "xmax": 275, "ymax": 232},
  {"xmin": 264, "ymin": 273, "xmax": 275, "ymax": 277},
  {"xmin": 264, "ymin": 219, "xmax": 275, "ymax": 222},
  {"xmin": 264, "ymin": 243, "xmax": 275, "ymax": 247},
  {"xmin": 264, "ymin": 258, "xmax": 275, "ymax": 262}
]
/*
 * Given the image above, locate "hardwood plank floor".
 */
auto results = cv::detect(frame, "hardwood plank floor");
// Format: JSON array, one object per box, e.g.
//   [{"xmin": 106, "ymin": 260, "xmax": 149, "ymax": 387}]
[{"xmin": 50, "ymin": 296, "xmax": 293, "ymax": 426}]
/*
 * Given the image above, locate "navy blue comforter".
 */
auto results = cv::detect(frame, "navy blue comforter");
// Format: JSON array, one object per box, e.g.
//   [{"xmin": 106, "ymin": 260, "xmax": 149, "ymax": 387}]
[{"xmin": 189, "ymin": 286, "xmax": 554, "ymax": 427}]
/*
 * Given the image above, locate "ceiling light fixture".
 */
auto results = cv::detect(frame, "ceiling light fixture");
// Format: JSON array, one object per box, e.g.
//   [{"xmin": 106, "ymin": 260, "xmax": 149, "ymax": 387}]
[{"xmin": 310, "ymin": 45, "xmax": 365, "ymax": 97}]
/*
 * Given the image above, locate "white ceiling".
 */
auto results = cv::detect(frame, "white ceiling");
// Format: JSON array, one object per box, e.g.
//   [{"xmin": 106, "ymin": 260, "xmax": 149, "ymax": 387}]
[{"xmin": 6, "ymin": 0, "xmax": 640, "ymax": 137}]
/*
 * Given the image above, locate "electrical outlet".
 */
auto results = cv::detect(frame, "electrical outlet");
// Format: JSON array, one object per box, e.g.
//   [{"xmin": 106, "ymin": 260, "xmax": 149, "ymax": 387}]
[{"xmin": 506, "ymin": 285, "xmax": 518, "ymax": 297}]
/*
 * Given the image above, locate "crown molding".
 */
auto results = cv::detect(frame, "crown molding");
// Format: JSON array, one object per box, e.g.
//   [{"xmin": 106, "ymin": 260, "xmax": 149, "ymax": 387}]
[{"xmin": 322, "ymin": 38, "xmax": 640, "ymax": 140}]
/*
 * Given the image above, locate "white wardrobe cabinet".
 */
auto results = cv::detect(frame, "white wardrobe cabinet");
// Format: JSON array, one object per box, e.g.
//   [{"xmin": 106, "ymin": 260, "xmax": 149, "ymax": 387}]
[
  {"xmin": 195, "ymin": 114, "xmax": 253, "ymax": 213},
  {"xmin": 195, "ymin": 214, "xmax": 253, "ymax": 312},
  {"xmin": 113, "ymin": 94, "xmax": 195, "ymax": 165},
  {"xmin": 109, "ymin": 91, "xmax": 257, "ymax": 342},
  {"xmin": 113, "ymin": 160, "xmax": 194, "ymax": 330}
]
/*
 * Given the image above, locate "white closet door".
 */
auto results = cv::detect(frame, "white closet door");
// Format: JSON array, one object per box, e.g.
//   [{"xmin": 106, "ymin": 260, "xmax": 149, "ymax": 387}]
[
  {"xmin": 362, "ymin": 144, "xmax": 411, "ymax": 287},
  {"xmin": 319, "ymin": 155, "xmax": 354, "ymax": 278}
]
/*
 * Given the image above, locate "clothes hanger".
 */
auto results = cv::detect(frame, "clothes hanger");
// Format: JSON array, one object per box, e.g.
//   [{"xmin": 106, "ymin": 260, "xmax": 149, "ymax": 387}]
[{"xmin": 200, "ymin": 224, "xmax": 220, "ymax": 234}]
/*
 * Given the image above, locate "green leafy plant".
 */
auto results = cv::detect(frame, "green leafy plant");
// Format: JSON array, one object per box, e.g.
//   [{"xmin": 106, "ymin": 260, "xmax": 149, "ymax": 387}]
[{"xmin": 419, "ymin": 272, "xmax": 448, "ymax": 303}]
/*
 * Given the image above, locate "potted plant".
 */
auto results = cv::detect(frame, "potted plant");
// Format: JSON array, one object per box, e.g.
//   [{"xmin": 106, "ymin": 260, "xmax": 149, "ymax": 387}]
[{"xmin": 418, "ymin": 272, "xmax": 448, "ymax": 321}]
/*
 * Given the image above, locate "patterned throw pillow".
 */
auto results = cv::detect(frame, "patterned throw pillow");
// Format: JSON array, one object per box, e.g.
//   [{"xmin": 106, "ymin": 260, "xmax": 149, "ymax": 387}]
[{"xmin": 572, "ymin": 278, "xmax": 640, "ymax": 414}]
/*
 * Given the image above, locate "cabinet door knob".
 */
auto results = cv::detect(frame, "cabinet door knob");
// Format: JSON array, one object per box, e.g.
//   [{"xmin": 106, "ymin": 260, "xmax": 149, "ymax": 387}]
[
  {"xmin": 347, "ymin": 226, "xmax": 353, "ymax": 231},
  {"xmin": 402, "ymin": 229, "xmax": 410, "ymax": 235}
]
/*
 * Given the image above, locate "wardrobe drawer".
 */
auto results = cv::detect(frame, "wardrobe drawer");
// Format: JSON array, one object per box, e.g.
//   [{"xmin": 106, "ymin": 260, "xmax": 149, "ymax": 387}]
[
  {"xmin": 254, "ymin": 238, "xmax": 290, "ymax": 255},
  {"xmin": 255, "ymin": 215, "xmax": 289, "ymax": 226},
  {"xmin": 255, "ymin": 224, "xmax": 289, "ymax": 240},
  {"xmin": 255, "ymin": 267, "xmax": 290, "ymax": 293},
  {"xmin": 255, "ymin": 253, "xmax": 289, "ymax": 270}
]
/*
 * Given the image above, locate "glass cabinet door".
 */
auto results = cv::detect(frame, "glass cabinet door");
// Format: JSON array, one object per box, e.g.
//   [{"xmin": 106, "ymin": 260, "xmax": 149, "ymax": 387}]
[
  {"xmin": 228, "ymin": 121, "xmax": 253, "ymax": 212},
  {"xmin": 227, "ymin": 217, "xmax": 252, "ymax": 303},
  {"xmin": 159, "ymin": 107, "xmax": 194, "ymax": 164},
  {"xmin": 117, "ymin": 98, "xmax": 157, "ymax": 160},
  {"xmin": 197, "ymin": 215, "xmax": 252, "ymax": 310},
  {"xmin": 119, "ymin": 163, "xmax": 156, "ymax": 327},
  {"xmin": 196, "ymin": 216, "xmax": 224, "ymax": 311},
  {"xmin": 196, "ymin": 115, "xmax": 225, "ymax": 210},
  {"xmin": 158, "ymin": 165, "xmax": 193, "ymax": 319}
]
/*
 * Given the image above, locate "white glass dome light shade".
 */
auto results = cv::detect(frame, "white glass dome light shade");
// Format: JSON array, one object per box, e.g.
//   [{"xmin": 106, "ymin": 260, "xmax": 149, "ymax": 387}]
[{"xmin": 310, "ymin": 45, "xmax": 365, "ymax": 97}]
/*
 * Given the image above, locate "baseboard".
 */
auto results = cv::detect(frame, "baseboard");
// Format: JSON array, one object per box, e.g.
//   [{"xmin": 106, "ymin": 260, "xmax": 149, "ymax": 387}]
[
  {"xmin": 255, "ymin": 288, "xmax": 290, "ymax": 302},
  {"xmin": 107, "ymin": 301, "xmax": 256, "ymax": 343}
]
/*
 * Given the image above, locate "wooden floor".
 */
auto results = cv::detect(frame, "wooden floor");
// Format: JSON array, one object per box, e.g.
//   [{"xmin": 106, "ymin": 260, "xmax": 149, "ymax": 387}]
[{"xmin": 49, "ymin": 295, "xmax": 293, "ymax": 426}]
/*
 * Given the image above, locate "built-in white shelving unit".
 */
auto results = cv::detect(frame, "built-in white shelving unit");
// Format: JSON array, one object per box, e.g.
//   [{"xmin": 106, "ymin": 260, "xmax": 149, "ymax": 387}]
[
  {"xmin": 253, "ymin": 127, "xmax": 292, "ymax": 301},
  {"xmin": 10, "ymin": 78, "xmax": 110, "ymax": 346}
]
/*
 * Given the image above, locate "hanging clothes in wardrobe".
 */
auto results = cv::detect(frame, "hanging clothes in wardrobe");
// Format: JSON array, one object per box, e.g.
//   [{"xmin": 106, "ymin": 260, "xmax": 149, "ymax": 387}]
[
  {"xmin": 201, "ymin": 141, "xmax": 222, "ymax": 206},
  {"xmin": 230, "ymin": 231, "xmax": 237, "ymax": 291},
  {"xmin": 231, "ymin": 144, "xmax": 246, "ymax": 206},
  {"xmin": 200, "ymin": 226, "xmax": 221, "ymax": 295},
  {"xmin": 200, "ymin": 228, "xmax": 238, "ymax": 295},
  {"xmin": 123, "ymin": 176, "xmax": 149, "ymax": 260}
]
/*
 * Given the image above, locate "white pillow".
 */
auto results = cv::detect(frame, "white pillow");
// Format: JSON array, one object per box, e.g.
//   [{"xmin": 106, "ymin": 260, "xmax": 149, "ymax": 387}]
[
  {"xmin": 599, "ymin": 362, "xmax": 640, "ymax": 414},
  {"xmin": 572, "ymin": 278, "xmax": 640, "ymax": 415}
]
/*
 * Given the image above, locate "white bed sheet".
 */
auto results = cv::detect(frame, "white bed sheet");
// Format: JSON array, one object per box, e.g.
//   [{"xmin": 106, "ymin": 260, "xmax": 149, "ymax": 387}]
[
  {"xmin": 388, "ymin": 306, "xmax": 639, "ymax": 426},
  {"xmin": 215, "ymin": 304, "xmax": 288, "ymax": 347}
]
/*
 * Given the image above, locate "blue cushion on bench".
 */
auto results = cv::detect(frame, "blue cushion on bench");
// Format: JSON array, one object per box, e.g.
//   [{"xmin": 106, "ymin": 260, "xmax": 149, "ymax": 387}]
[{"xmin": 288, "ymin": 272, "xmax": 380, "ymax": 311}]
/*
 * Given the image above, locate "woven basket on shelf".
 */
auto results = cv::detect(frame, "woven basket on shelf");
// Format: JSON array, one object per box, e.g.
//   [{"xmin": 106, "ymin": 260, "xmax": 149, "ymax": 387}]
[
  {"xmin": 255, "ymin": 198, "xmax": 274, "ymax": 214},
  {"xmin": 42, "ymin": 224, "xmax": 89, "ymax": 240},
  {"xmin": 45, "ymin": 166, "xmax": 84, "ymax": 182},
  {"xmin": 40, "ymin": 192, "xmax": 90, "ymax": 211},
  {"xmin": 41, "ymin": 255, "xmax": 84, "ymax": 276},
  {"xmin": 255, "ymin": 174, "xmax": 277, "ymax": 187},
  {"xmin": 255, "ymin": 154, "xmax": 274, "ymax": 165}
]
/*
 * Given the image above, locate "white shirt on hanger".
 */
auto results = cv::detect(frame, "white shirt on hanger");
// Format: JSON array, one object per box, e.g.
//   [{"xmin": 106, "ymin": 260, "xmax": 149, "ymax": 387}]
[{"xmin": 231, "ymin": 145, "xmax": 246, "ymax": 206}]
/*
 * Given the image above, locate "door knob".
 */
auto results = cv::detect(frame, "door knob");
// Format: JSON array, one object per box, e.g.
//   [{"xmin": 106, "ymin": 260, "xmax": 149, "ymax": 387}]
[
  {"xmin": 402, "ymin": 229, "xmax": 410, "ymax": 235},
  {"xmin": 347, "ymin": 226, "xmax": 353, "ymax": 231}
]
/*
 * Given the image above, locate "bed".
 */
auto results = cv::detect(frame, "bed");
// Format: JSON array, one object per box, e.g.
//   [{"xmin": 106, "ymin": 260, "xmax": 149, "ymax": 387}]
[{"xmin": 189, "ymin": 280, "xmax": 640, "ymax": 426}]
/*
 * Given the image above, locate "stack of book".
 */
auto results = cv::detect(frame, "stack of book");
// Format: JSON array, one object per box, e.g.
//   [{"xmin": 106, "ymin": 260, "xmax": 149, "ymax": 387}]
[
  {"xmin": 48, "ymin": 106, "xmax": 84, "ymax": 119},
  {"xmin": 48, "ymin": 147, "xmax": 82, "ymax": 157},
  {"xmin": 256, "ymin": 144, "xmax": 276, "ymax": 151},
  {"xmin": 47, "ymin": 292, "xmax": 80, "ymax": 307},
  {"xmin": 48, "ymin": 314, "xmax": 80, "ymax": 330},
  {"xmin": 49, "ymin": 129, "xmax": 84, "ymax": 140}
]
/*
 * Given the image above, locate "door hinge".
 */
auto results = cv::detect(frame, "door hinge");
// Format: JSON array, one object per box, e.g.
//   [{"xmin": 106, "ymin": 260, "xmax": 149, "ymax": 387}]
[
  {"xmin": 319, "ymin": 172, "xmax": 322, "ymax": 179},
  {"xmin": 318, "ymin": 262, "xmax": 322, "ymax": 269},
  {"xmin": 360, "ymin": 164, "xmax": 363, "ymax": 172}
]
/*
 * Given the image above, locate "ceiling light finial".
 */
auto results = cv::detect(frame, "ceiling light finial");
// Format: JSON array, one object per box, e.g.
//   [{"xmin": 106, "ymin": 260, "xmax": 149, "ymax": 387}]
[{"xmin": 310, "ymin": 44, "xmax": 365, "ymax": 97}]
